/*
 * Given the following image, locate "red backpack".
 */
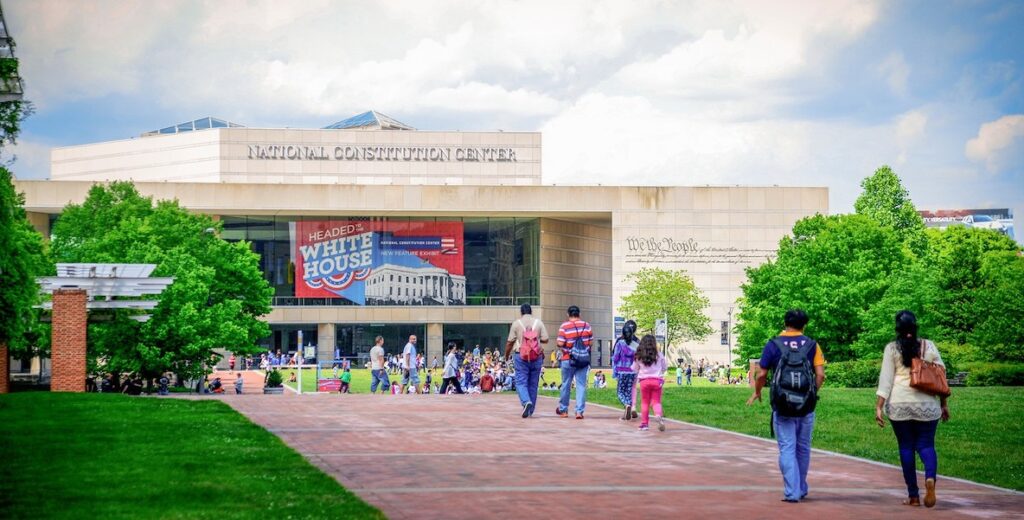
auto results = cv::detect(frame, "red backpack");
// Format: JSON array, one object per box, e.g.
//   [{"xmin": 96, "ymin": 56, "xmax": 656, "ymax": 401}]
[{"xmin": 519, "ymin": 319, "xmax": 543, "ymax": 362}]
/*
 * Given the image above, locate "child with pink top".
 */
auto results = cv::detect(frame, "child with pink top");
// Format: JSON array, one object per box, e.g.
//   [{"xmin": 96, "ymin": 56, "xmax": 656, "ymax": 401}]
[{"xmin": 631, "ymin": 334, "xmax": 667, "ymax": 431}]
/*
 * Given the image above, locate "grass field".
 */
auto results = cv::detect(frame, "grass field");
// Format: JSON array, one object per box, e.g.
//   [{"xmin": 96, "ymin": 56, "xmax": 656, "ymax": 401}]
[
  {"xmin": 543, "ymin": 384, "xmax": 1024, "ymax": 492},
  {"xmin": 0, "ymin": 393, "xmax": 384, "ymax": 520},
  {"xmin": 279, "ymin": 366, "xmax": 725, "ymax": 393}
]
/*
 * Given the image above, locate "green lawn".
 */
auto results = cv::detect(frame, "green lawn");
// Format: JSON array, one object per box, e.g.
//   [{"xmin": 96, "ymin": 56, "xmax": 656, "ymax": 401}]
[
  {"xmin": 280, "ymin": 367, "xmax": 723, "ymax": 393},
  {"xmin": 0, "ymin": 393, "xmax": 384, "ymax": 520},
  {"xmin": 555, "ymin": 385, "xmax": 1024, "ymax": 491}
]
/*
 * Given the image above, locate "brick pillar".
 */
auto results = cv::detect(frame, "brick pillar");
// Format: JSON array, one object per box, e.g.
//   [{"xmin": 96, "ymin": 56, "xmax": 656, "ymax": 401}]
[
  {"xmin": 51, "ymin": 288, "xmax": 88, "ymax": 392},
  {"xmin": 0, "ymin": 341, "xmax": 8, "ymax": 394}
]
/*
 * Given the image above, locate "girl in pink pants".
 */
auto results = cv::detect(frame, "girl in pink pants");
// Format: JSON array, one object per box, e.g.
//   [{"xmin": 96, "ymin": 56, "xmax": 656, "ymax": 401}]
[{"xmin": 631, "ymin": 335, "xmax": 667, "ymax": 431}]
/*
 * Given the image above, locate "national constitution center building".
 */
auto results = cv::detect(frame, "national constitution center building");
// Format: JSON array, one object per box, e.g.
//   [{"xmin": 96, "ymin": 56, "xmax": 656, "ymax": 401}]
[{"xmin": 15, "ymin": 112, "xmax": 828, "ymax": 365}]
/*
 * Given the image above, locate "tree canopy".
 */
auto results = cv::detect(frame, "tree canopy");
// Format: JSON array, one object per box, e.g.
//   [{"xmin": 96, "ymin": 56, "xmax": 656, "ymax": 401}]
[
  {"xmin": 0, "ymin": 166, "xmax": 47, "ymax": 355},
  {"xmin": 737, "ymin": 165, "xmax": 1022, "ymax": 363},
  {"xmin": 51, "ymin": 182, "xmax": 273, "ymax": 379},
  {"xmin": 618, "ymin": 267, "xmax": 713, "ymax": 361}
]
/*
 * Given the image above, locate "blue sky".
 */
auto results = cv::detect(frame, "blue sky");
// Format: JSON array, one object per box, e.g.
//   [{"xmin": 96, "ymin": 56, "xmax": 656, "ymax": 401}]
[{"xmin": 5, "ymin": 0, "xmax": 1023, "ymax": 223}]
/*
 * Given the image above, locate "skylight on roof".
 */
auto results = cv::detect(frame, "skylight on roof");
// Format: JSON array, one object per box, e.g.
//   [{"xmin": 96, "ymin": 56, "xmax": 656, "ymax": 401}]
[
  {"xmin": 142, "ymin": 117, "xmax": 243, "ymax": 137},
  {"xmin": 323, "ymin": 110, "xmax": 414, "ymax": 130}
]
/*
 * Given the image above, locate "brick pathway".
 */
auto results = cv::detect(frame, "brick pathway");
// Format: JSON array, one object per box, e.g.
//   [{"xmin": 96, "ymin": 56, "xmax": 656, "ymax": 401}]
[{"xmin": 223, "ymin": 393, "xmax": 1024, "ymax": 519}]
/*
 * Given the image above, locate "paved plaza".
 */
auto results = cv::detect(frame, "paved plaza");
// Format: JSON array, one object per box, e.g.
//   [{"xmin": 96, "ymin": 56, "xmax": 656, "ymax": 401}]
[{"xmin": 222, "ymin": 393, "xmax": 1024, "ymax": 519}]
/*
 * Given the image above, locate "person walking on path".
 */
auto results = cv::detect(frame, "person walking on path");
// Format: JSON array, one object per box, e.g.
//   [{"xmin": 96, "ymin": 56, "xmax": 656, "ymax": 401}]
[
  {"xmin": 369, "ymin": 336, "xmax": 389, "ymax": 394},
  {"xmin": 555, "ymin": 305, "xmax": 593, "ymax": 420},
  {"xmin": 746, "ymin": 309, "xmax": 826, "ymax": 503},
  {"xmin": 632, "ymin": 335, "xmax": 667, "ymax": 431},
  {"xmin": 505, "ymin": 304, "xmax": 549, "ymax": 418},
  {"xmin": 439, "ymin": 343, "xmax": 464, "ymax": 394},
  {"xmin": 234, "ymin": 373, "xmax": 243, "ymax": 394},
  {"xmin": 402, "ymin": 335, "xmax": 422, "ymax": 394},
  {"xmin": 875, "ymin": 310, "xmax": 950, "ymax": 508},
  {"xmin": 611, "ymin": 320, "xmax": 640, "ymax": 421}
]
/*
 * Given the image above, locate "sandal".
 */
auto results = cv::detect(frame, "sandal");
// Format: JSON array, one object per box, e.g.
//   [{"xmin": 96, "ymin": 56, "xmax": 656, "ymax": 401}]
[{"xmin": 902, "ymin": 497, "xmax": 921, "ymax": 507}]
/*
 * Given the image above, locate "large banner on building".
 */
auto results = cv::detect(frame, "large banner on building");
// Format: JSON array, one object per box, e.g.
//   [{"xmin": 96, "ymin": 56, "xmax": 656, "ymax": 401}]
[
  {"xmin": 918, "ymin": 208, "xmax": 1015, "ymax": 240},
  {"xmin": 292, "ymin": 220, "xmax": 465, "ymax": 305}
]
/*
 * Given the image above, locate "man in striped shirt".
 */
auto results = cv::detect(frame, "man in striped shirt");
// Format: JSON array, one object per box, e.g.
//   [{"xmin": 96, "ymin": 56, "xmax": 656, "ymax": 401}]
[{"xmin": 556, "ymin": 305, "xmax": 593, "ymax": 419}]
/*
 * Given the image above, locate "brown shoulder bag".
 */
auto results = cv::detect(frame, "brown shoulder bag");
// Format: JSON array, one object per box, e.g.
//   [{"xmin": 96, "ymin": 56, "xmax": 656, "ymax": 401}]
[{"xmin": 910, "ymin": 340, "xmax": 951, "ymax": 398}]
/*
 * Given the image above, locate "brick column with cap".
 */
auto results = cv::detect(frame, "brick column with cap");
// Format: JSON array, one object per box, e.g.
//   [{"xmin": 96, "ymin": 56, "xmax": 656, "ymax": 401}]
[{"xmin": 51, "ymin": 288, "xmax": 88, "ymax": 392}]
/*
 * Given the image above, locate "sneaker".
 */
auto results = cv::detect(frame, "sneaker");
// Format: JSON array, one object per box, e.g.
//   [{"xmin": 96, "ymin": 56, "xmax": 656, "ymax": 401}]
[
  {"xmin": 924, "ymin": 478, "xmax": 936, "ymax": 508},
  {"xmin": 623, "ymin": 405, "xmax": 632, "ymax": 421},
  {"xmin": 575, "ymin": 412, "xmax": 584, "ymax": 420},
  {"xmin": 638, "ymin": 424, "xmax": 649, "ymax": 431},
  {"xmin": 781, "ymin": 498, "xmax": 799, "ymax": 503},
  {"xmin": 657, "ymin": 416, "xmax": 666, "ymax": 432},
  {"xmin": 556, "ymin": 407, "xmax": 569, "ymax": 418},
  {"xmin": 522, "ymin": 402, "xmax": 534, "ymax": 418}
]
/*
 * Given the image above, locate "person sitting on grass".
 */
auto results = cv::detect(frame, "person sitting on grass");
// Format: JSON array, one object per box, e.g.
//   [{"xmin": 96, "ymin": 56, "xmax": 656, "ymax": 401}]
[
  {"xmin": 288, "ymin": 372, "xmax": 297, "ymax": 383},
  {"xmin": 481, "ymin": 370, "xmax": 495, "ymax": 393},
  {"xmin": 339, "ymin": 368, "xmax": 352, "ymax": 394}
]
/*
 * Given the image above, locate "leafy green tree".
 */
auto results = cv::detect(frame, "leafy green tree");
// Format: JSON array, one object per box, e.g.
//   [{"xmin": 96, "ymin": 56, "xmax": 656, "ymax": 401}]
[
  {"xmin": 51, "ymin": 182, "xmax": 272, "ymax": 381},
  {"xmin": 735, "ymin": 214, "xmax": 909, "ymax": 362},
  {"xmin": 970, "ymin": 251, "xmax": 1024, "ymax": 361},
  {"xmin": 618, "ymin": 268, "xmax": 713, "ymax": 360},
  {"xmin": 854, "ymin": 165, "xmax": 928, "ymax": 256},
  {"xmin": 926, "ymin": 226, "xmax": 1020, "ymax": 344},
  {"xmin": 0, "ymin": 167, "xmax": 48, "ymax": 380},
  {"xmin": 852, "ymin": 262, "xmax": 940, "ymax": 358}
]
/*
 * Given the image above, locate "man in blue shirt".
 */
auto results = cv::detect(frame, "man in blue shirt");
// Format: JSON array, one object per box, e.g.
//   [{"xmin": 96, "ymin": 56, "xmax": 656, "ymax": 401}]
[{"xmin": 747, "ymin": 309, "xmax": 826, "ymax": 503}]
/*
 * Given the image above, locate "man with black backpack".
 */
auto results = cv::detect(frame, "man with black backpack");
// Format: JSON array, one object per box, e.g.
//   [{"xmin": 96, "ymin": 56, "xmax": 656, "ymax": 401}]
[
  {"xmin": 746, "ymin": 309, "xmax": 826, "ymax": 503},
  {"xmin": 555, "ymin": 305, "xmax": 593, "ymax": 420}
]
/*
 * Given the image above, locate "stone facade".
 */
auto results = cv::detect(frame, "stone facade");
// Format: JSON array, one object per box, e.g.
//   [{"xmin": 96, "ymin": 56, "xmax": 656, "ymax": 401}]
[{"xmin": 50, "ymin": 289, "xmax": 87, "ymax": 392}]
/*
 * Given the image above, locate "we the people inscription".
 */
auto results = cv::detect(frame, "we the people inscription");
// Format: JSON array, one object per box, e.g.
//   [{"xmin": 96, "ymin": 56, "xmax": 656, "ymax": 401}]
[{"xmin": 624, "ymin": 236, "xmax": 776, "ymax": 265}]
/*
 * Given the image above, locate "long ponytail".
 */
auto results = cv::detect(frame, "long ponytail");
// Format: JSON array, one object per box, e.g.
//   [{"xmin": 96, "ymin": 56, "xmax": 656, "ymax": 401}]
[{"xmin": 895, "ymin": 310, "xmax": 919, "ymax": 368}]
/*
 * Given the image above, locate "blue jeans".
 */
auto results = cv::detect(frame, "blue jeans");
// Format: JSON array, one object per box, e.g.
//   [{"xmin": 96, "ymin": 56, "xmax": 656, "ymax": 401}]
[
  {"xmin": 890, "ymin": 419, "xmax": 939, "ymax": 498},
  {"xmin": 514, "ymin": 356, "xmax": 543, "ymax": 410},
  {"xmin": 370, "ymin": 369, "xmax": 389, "ymax": 393},
  {"xmin": 558, "ymin": 360, "xmax": 589, "ymax": 414},
  {"xmin": 773, "ymin": 412, "xmax": 815, "ymax": 500}
]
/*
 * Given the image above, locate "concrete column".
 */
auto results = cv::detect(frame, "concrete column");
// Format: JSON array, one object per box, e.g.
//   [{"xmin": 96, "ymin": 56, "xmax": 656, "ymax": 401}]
[
  {"xmin": 426, "ymin": 323, "xmax": 443, "ymax": 362},
  {"xmin": 0, "ymin": 341, "xmax": 8, "ymax": 394},
  {"xmin": 51, "ymin": 288, "xmax": 88, "ymax": 392},
  {"xmin": 317, "ymin": 323, "xmax": 336, "ymax": 364}
]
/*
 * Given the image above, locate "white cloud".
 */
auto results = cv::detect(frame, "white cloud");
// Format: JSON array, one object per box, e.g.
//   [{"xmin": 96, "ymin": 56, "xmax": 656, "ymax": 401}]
[
  {"xmin": 878, "ymin": 52, "xmax": 910, "ymax": 96},
  {"xmin": 4, "ymin": 137, "xmax": 53, "ymax": 180},
  {"xmin": 965, "ymin": 114, "xmax": 1024, "ymax": 172},
  {"xmin": 894, "ymin": 109, "xmax": 928, "ymax": 164}
]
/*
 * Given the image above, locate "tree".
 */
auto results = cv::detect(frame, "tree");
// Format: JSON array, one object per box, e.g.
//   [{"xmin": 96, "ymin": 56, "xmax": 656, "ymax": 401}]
[
  {"xmin": 617, "ymin": 268, "xmax": 713, "ymax": 361},
  {"xmin": 0, "ymin": 166, "xmax": 48, "ymax": 390},
  {"xmin": 968, "ymin": 251, "xmax": 1024, "ymax": 361},
  {"xmin": 925, "ymin": 226, "xmax": 1020, "ymax": 344},
  {"xmin": 51, "ymin": 182, "xmax": 272, "ymax": 381},
  {"xmin": 735, "ymin": 214, "xmax": 910, "ymax": 362},
  {"xmin": 854, "ymin": 165, "xmax": 927, "ymax": 256}
]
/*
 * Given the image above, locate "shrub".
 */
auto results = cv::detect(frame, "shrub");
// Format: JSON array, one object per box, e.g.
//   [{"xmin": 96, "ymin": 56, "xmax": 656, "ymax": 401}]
[
  {"xmin": 963, "ymin": 362, "xmax": 1024, "ymax": 387},
  {"xmin": 936, "ymin": 342, "xmax": 983, "ymax": 376},
  {"xmin": 265, "ymin": 369, "xmax": 283, "ymax": 388},
  {"xmin": 825, "ymin": 359, "xmax": 881, "ymax": 388}
]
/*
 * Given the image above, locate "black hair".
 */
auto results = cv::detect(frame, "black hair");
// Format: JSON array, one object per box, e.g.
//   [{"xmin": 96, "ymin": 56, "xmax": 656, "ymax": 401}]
[
  {"xmin": 895, "ymin": 310, "xmax": 919, "ymax": 368},
  {"xmin": 784, "ymin": 309, "xmax": 809, "ymax": 330},
  {"xmin": 567, "ymin": 305, "xmax": 581, "ymax": 318},
  {"xmin": 636, "ymin": 334, "xmax": 659, "ymax": 366},
  {"xmin": 620, "ymin": 320, "xmax": 637, "ymax": 342},
  {"xmin": 447, "ymin": 342, "xmax": 456, "ymax": 351},
  {"xmin": 520, "ymin": 303, "xmax": 532, "ymax": 315}
]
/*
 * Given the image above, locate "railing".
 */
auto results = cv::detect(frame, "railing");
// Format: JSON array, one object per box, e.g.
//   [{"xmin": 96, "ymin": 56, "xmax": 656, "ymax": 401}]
[{"xmin": 270, "ymin": 296, "xmax": 539, "ymax": 307}]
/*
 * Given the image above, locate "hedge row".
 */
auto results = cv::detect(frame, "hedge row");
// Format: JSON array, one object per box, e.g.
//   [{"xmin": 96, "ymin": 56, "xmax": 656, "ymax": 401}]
[
  {"xmin": 821, "ymin": 358, "xmax": 1024, "ymax": 388},
  {"xmin": 962, "ymin": 362, "xmax": 1024, "ymax": 387}
]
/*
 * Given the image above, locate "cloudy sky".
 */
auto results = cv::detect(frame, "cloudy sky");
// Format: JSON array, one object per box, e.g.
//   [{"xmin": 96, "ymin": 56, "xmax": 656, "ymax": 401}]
[{"xmin": 5, "ymin": 0, "xmax": 1023, "ymax": 220}]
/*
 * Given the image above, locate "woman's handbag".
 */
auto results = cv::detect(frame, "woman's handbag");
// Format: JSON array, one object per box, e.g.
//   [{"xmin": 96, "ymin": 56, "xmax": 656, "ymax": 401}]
[{"xmin": 910, "ymin": 341, "xmax": 951, "ymax": 397}]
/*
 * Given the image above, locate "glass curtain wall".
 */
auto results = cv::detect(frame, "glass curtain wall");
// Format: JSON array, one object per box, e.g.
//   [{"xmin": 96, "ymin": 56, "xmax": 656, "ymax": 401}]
[{"xmin": 220, "ymin": 216, "xmax": 539, "ymax": 306}]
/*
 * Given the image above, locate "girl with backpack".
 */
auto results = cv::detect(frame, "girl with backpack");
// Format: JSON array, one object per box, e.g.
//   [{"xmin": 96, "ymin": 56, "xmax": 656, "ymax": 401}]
[
  {"xmin": 875, "ymin": 310, "xmax": 950, "ymax": 508},
  {"xmin": 631, "ymin": 334, "xmax": 667, "ymax": 431},
  {"xmin": 611, "ymin": 320, "xmax": 640, "ymax": 421}
]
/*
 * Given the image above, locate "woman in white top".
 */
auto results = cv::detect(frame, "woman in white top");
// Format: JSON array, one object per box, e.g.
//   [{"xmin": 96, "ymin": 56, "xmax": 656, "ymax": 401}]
[{"xmin": 875, "ymin": 311, "xmax": 950, "ymax": 508}]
